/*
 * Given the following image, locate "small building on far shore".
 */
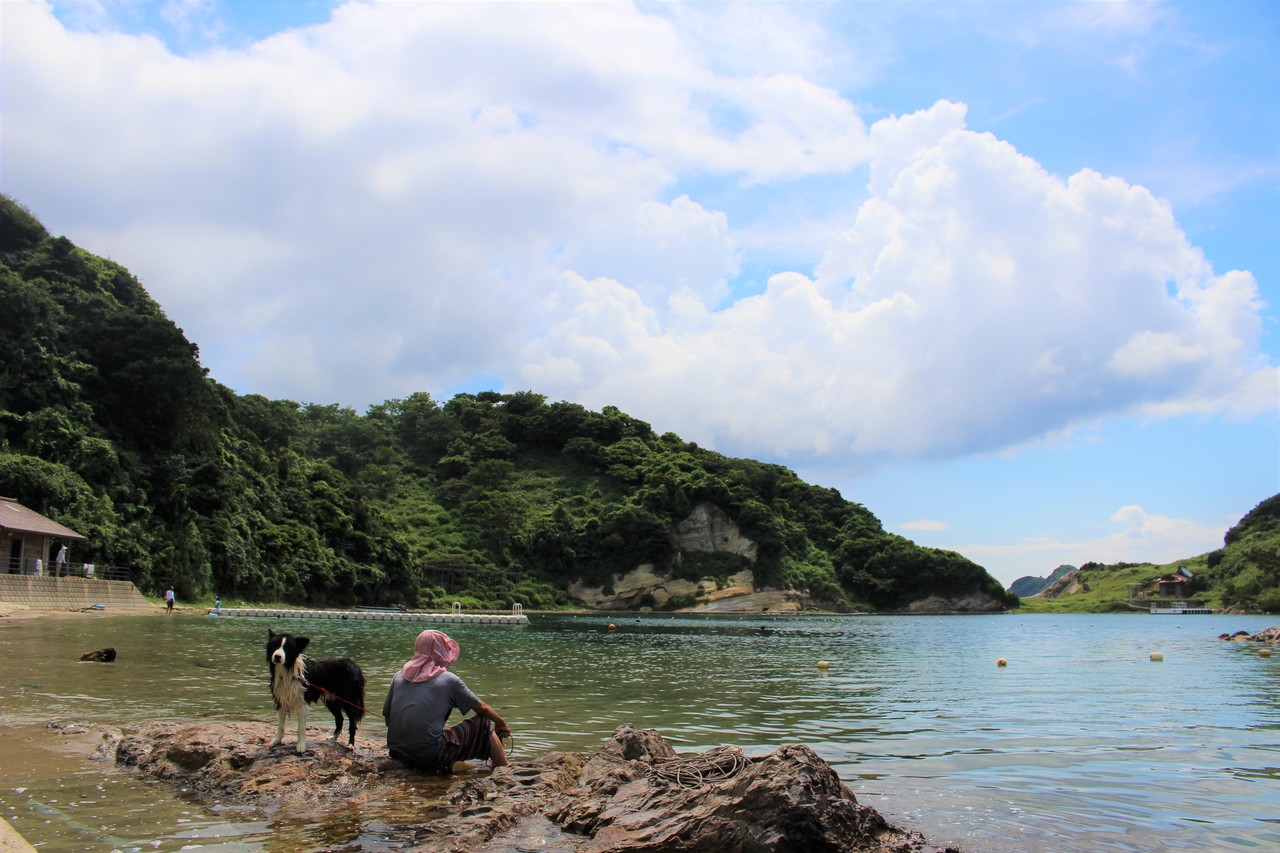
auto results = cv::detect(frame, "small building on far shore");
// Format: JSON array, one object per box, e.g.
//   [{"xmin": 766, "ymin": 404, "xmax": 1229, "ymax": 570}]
[
  {"xmin": 0, "ymin": 496, "xmax": 87, "ymax": 576},
  {"xmin": 1156, "ymin": 565, "xmax": 1194, "ymax": 599}
]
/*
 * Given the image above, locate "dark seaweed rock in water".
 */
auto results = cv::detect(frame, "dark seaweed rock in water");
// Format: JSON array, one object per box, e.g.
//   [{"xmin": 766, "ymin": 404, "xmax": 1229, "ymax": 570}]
[
  {"xmin": 114, "ymin": 720, "xmax": 958, "ymax": 852},
  {"xmin": 1219, "ymin": 626, "xmax": 1280, "ymax": 643}
]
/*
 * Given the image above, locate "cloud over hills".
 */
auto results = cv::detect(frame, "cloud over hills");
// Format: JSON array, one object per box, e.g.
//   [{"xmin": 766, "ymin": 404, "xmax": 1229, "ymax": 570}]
[{"xmin": 2, "ymin": 0, "xmax": 1273, "ymax": 484}]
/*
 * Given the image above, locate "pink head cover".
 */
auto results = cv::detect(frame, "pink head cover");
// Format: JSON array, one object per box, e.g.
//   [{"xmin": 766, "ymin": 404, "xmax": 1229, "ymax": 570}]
[{"xmin": 402, "ymin": 629, "xmax": 460, "ymax": 682}]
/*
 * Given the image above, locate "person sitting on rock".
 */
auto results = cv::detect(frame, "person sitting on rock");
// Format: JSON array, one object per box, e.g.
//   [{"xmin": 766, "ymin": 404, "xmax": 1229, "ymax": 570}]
[{"xmin": 383, "ymin": 629, "xmax": 511, "ymax": 774}]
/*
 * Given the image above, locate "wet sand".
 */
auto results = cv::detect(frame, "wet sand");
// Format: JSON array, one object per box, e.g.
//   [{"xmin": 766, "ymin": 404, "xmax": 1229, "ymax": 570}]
[
  {"xmin": 0, "ymin": 600, "xmax": 182, "ymax": 621},
  {"xmin": 0, "ymin": 817, "xmax": 37, "ymax": 853}
]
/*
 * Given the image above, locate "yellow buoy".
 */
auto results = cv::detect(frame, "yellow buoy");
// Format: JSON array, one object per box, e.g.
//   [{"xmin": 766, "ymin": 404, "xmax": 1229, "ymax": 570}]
[
  {"xmin": 1261, "ymin": 648, "xmax": 1273, "ymax": 658},
  {"xmin": 997, "ymin": 658, "xmax": 1007, "ymax": 667},
  {"xmin": 817, "ymin": 660, "xmax": 830, "ymax": 669},
  {"xmin": 1150, "ymin": 652, "xmax": 1164, "ymax": 662}
]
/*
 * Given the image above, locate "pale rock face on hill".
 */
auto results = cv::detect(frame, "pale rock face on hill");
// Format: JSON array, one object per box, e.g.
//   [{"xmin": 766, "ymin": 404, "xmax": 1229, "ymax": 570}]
[
  {"xmin": 1009, "ymin": 564, "xmax": 1077, "ymax": 597},
  {"xmin": 1033, "ymin": 570, "xmax": 1085, "ymax": 600},
  {"xmin": 673, "ymin": 503, "xmax": 759, "ymax": 560},
  {"xmin": 567, "ymin": 566, "xmax": 763, "ymax": 610},
  {"xmin": 568, "ymin": 503, "xmax": 764, "ymax": 610}
]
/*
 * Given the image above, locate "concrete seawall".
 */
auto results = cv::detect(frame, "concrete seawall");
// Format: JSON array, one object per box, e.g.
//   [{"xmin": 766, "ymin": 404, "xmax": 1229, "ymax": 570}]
[{"xmin": 0, "ymin": 575, "xmax": 154, "ymax": 612}]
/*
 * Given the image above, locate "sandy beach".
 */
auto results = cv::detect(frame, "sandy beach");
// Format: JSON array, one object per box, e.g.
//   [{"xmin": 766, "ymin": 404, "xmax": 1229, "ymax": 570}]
[
  {"xmin": 0, "ymin": 599, "xmax": 174, "ymax": 621},
  {"xmin": 0, "ymin": 601, "xmax": 37, "ymax": 620},
  {"xmin": 0, "ymin": 818, "xmax": 36, "ymax": 853}
]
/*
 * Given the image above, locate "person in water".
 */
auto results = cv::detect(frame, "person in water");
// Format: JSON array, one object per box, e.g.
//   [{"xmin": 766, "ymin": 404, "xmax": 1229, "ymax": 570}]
[{"xmin": 383, "ymin": 629, "xmax": 511, "ymax": 774}]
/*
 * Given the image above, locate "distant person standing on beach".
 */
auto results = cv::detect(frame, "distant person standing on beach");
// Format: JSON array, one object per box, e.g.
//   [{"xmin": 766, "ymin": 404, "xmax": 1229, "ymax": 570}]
[{"xmin": 165, "ymin": 587, "xmax": 175, "ymax": 613}]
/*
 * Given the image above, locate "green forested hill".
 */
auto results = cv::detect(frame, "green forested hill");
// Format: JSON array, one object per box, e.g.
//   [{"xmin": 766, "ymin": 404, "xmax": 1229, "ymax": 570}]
[
  {"xmin": 1196, "ymin": 494, "xmax": 1280, "ymax": 611},
  {"xmin": 0, "ymin": 195, "xmax": 1012, "ymax": 611}
]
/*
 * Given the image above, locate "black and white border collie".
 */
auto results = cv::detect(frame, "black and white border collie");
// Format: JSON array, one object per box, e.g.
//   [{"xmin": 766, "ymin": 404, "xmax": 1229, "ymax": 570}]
[{"xmin": 265, "ymin": 629, "xmax": 366, "ymax": 754}]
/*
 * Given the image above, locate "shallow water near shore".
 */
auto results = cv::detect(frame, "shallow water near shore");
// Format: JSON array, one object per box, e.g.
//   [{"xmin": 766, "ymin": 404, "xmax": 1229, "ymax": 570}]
[{"xmin": 1, "ymin": 611, "xmax": 1277, "ymax": 852}]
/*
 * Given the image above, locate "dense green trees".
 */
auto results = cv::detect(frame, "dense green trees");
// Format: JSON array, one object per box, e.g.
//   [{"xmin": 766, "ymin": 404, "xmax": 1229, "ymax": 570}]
[
  {"xmin": 0, "ymin": 194, "xmax": 1023, "ymax": 610},
  {"xmin": 1200, "ymin": 495, "xmax": 1280, "ymax": 612}
]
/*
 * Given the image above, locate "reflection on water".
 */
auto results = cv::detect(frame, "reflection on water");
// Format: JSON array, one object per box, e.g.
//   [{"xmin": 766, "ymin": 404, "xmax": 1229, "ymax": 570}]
[{"xmin": 1, "ymin": 612, "xmax": 1278, "ymax": 852}]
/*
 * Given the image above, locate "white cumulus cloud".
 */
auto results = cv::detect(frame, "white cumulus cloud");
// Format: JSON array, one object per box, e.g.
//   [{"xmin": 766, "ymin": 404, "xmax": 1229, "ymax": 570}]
[
  {"xmin": 1, "ymin": 2, "xmax": 1272, "ymax": 470},
  {"xmin": 526, "ymin": 100, "xmax": 1275, "ymax": 462}
]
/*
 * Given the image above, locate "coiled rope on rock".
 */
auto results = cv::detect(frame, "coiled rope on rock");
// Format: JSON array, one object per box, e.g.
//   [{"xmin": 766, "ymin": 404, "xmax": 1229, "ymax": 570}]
[{"xmin": 605, "ymin": 745, "xmax": 751, "ymax": 789}]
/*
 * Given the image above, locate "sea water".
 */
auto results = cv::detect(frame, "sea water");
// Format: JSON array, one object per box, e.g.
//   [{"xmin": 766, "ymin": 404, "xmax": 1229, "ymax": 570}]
[{"xmin": 0, "ymin": 612, "xmax": 1276, "ymax": 852}]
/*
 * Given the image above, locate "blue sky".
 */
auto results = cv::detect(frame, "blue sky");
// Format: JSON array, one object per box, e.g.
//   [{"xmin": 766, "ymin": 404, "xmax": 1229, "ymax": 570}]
[{"xmin": 2, "ymin": 0, "xmax": 1276, "ymax": 586}]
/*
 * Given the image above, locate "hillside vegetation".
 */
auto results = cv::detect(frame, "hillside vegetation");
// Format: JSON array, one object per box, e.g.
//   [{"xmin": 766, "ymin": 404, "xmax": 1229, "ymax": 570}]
[
  {"xmin": 1017, "ymin": 494, "xmax": 1280, "ymax": 614},
  {"xmin": 0, "ymin": 195, "xmax": 1013, "ymax": 612}
]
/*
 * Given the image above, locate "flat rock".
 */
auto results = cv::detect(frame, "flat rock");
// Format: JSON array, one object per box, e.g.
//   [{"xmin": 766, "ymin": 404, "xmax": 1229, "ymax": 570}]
[{"xmin": 114, "ymin": 721, "xmax": 958, "ymax": 852}]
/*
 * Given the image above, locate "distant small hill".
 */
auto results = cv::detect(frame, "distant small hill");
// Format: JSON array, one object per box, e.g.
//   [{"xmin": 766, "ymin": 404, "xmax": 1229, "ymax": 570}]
[
  {"xmin": 1014, "ymin": 494, "xmax": 1280, "ymax": 613},
  {"xmin": 1009, "ymin": 564, "xmax": 1077, "ymax": 597},
  {"xmin": 1032, "ymin": 569, "xmax": 1085, "ymax": 600}
]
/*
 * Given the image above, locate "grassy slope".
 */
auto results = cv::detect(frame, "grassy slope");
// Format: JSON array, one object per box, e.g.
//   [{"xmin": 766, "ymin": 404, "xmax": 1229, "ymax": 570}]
[
  {"xmin": 1015, "ymin": 494, "xmax": 1279, "ymax": 614},
  {"xmin": 1013, "ymin": 560, "xmax": 1203, "ymax": 614}
]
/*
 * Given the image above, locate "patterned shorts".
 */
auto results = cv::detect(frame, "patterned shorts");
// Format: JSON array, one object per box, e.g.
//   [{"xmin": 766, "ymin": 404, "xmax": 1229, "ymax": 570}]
[{"xmin": 393, "ymin": 715, "xmax": 494, "ymax": 774}]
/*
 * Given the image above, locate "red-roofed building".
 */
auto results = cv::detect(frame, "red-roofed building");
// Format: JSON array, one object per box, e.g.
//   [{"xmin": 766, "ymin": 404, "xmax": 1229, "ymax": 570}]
[
  {"xmin": 1, "ymin": 496, "xmax": 87, "ymax": 576},
  {"xmin": 1156, "ymin": 565, "xmax": 1194, "ymax": 599}
]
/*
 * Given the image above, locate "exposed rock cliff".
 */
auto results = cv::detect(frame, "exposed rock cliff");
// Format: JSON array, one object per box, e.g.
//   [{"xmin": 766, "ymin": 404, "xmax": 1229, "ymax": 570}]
[
  {"xmin": 569, "ymin": 503, "xmax": 764, "ymax": 610},
  {"xmin": 568, "ymin": 565, "xmax": 757, "ymax": 610},
  {"xmin": 673, "ymin": 503, "xmax": 759, "ymax": 560},
  {"xmin": 1032, "ymin": 570, "xmax": 1085, "ymax": 600},
  {"xmin": 902, "ymin": 591, "xmax": 1006, "ymax": 613},
  {"xmin": 1008, "ymin": 565, "xmax": 1077, "ymax": 598}
]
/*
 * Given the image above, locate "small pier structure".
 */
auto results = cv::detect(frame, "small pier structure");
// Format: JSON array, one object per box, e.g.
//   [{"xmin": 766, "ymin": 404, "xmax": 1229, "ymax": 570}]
[{"xmin": 221, "ymin": 602, "xmax": 528, "ymax": 625}]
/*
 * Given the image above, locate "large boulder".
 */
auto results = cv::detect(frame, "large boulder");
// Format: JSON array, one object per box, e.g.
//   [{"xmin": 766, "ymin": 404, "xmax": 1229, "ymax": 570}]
[
  {"xmin": 114, "ymin": 721, "xmax": 958, "ymax": 852},
  {"xmin": 538, "ymin": 723, "xmax": 946, "ymax": 852}
]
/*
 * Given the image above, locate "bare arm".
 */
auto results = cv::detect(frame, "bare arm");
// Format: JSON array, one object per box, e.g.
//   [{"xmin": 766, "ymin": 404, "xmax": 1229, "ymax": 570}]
[{"xmin": 473, "ymin": 699, "xmax": 511, "ymax": 738}]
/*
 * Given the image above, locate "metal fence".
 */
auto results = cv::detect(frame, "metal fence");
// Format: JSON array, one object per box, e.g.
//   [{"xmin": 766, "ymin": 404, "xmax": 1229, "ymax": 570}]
[{"xmin": 4, "ymin": 557, "xmax": 131, "ymax": 581}]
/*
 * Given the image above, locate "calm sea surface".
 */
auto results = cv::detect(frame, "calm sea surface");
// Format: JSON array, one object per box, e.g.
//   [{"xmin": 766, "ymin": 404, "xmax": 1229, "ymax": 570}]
[{"xmin": 1, "ymin": 611, "xmax": 1277, "ymax": 852}]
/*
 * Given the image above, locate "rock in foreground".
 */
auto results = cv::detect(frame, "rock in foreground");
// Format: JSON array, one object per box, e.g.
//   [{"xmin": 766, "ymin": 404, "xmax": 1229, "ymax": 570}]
[{"xmin": 115, "ymin": 721, "xmax": 957, "ymax": 852}]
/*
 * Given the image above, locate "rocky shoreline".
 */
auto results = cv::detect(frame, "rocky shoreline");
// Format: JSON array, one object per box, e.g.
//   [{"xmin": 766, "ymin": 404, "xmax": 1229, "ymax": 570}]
[
  {"xmin": 1219, "ymin": 626, "xmax": 1280, "ymax": 644},
  {"xmin": 105, "ymin": 720, "xmax": 959, "ymax": 852}
]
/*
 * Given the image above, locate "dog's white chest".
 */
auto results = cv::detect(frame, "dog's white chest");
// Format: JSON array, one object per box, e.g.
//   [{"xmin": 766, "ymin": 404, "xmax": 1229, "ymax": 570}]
[{"xmin": 272, "ymin": 660, "xmax": 307, "ymax": 714}]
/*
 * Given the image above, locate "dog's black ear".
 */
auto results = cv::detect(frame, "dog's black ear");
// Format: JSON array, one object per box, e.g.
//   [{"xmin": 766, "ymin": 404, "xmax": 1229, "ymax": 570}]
[
  {"xmin": 296, "ymin": 636, "xmax": 311, "ymax": 653},
  {"xmin": 268, "ymin": 629, "xmax": 277, "ymax": 640}
]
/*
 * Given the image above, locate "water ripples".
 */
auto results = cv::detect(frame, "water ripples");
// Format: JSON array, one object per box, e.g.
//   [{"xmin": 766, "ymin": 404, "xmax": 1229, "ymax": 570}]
[{"xmin": 1, "ymin": 611, "xmax": 1278, "ymax": 851}]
